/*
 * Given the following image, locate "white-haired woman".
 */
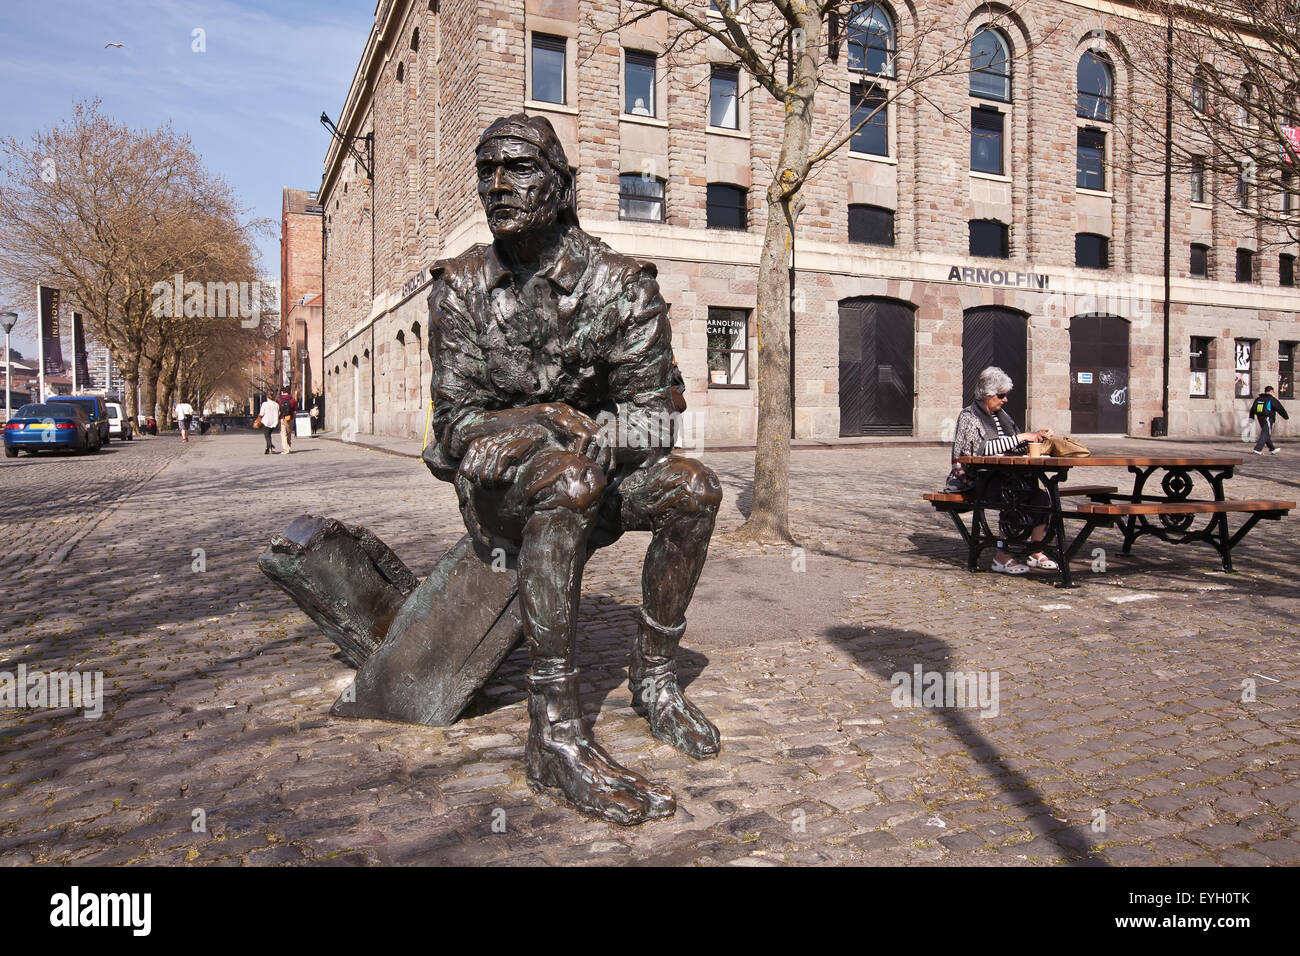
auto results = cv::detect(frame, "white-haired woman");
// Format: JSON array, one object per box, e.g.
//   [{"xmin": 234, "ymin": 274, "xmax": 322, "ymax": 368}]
[{"xmin": 946, "ymin": 366, "xmax": 1057, "ymax": 574}]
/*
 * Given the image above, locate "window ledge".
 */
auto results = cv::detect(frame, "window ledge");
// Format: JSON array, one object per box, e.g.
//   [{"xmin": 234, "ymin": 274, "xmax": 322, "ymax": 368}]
[
  {"xmin": 525, "ymin": 99, "xmax": 578, "ymax": 116},
  {"xmin": 849, "ymin": 151, "xmax": 896, "ymax": 165},
  {"xmin": 1076, "ymin": 187, "xmax": 1113, "ymax": 198},
  {"xmin": 621, "ymin": 113, "xmax": 668, "ymax": 129},
  {"xmin": 1190, "ymin": 201, "xmax": 1212, "ymax": 210},
  {"xmin": 969, "ymin": 170, "xmax": 1011, "ymax": 183},
  {"xmin": 706, "ymin": 125, "xmax": 749, "ymax": 140}
]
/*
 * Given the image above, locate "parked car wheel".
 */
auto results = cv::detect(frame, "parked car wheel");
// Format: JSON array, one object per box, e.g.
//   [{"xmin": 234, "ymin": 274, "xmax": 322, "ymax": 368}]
[{"xmin": 3, "ymin": 447, "xmax": 16, "ymax": 458}]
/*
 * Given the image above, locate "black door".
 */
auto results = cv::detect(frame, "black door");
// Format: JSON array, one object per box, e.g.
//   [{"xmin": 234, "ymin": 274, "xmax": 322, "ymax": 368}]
[
  {"xmin": 1069, "ymin": 314, "xmax": 1130, "ymax": 433},
  {"xmin": 963, "ymin": 307, "xmax": 1028, "ymax": 428},
  {"xmin": 839, "ymin": 297, "xmax": 915, "ymax": 436}
]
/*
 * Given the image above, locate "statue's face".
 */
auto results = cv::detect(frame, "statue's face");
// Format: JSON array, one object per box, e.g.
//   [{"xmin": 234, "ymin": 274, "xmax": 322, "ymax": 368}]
[{"xmin": 476, "ymin": 138, "xmax": 564, "ymax": 239}]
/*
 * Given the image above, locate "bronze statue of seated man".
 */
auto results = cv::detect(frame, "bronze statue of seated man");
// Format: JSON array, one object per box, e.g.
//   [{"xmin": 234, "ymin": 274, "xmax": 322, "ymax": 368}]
[{"xmin": 421, "ymin": 114, "xmax": 723, "ymax": 825}]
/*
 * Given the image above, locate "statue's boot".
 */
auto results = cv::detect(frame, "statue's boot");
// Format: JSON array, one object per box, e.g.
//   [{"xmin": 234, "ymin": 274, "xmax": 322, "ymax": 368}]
[
  {"xmin": 628, "ymin": 610, "xmax": 721, "ymax": 760},
  {"xmin": 525, "ymin": 669, "xmax": 675, "ymax": 825}
]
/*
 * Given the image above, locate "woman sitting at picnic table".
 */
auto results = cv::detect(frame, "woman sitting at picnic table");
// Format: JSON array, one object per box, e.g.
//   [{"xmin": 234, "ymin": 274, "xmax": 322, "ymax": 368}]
[{"xmin": 946, "ymin": 366, "xmax": 1058, "ymax": 575}]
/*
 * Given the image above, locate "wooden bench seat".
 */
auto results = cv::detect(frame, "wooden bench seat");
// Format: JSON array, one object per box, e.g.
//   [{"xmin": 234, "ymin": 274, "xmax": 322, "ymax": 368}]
[
  {"xmin": 1073, "ymin": 499, "xmax": 1295, "ymax": 516},
  {"xmin": 924, "ymin": 485, "xmax": 1118, "ymax": 506}
]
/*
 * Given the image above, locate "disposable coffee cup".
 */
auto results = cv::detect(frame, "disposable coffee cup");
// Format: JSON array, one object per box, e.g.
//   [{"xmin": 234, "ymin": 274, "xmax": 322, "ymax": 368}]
[{"xmin": 1027, "ymin": 442, "xmax": 1048, "ymax": 458}]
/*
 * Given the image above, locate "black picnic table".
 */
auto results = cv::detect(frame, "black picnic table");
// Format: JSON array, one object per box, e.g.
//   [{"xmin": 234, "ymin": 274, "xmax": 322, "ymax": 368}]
[{"xmin": 926, "ymin": 454, "xmax": 1294, "ymax": 587}]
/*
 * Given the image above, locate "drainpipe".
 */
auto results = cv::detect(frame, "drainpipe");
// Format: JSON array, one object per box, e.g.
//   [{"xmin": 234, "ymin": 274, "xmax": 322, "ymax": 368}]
[
  {"xmin": 788, "ymin": 31, "xmax": 797, "ymax": 441},
  {"xmin": 1160, "ymin": 11, "xmax": 1173, "ymax": 434}
]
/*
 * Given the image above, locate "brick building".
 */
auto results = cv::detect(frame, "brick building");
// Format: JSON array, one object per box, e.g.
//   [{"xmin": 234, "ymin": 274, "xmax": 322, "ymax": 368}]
[
  {"xmin": 281, "ymin": 187, "xmax": 324, "ymax": 408},
  {"xmin": 319, "ymin": 0, "xmax": 1299, "ymax": 444}
]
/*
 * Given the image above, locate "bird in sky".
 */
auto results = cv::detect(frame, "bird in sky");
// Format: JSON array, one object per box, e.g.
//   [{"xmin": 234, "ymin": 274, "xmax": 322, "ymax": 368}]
[{"xmin": 104, "ymin": 42, "xmax": 125, "ymax": 48}]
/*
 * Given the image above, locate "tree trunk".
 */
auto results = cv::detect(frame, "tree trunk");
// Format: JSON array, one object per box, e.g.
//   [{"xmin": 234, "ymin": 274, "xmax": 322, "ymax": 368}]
[
  {"xmin": 143, "ymin": 360, "xmax": 159, "ymax": 425},
  {"xmin": 732, "ymin": 15, "xmax": 819, "ymax": 545},
  {"xmin": 121, "ymin": 356, "xmax": 139, "ymax": 421}
]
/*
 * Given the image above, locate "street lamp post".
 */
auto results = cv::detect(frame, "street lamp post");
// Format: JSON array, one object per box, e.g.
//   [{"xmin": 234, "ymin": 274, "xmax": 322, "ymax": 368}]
[{"xmin": 0, "ymin": 312, "xmax": 17, "ymax": 422}]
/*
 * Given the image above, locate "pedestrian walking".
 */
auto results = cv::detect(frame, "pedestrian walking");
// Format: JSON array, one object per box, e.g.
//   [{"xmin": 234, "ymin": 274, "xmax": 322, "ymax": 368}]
[
  {"xmin": 175, "ymin": 400, "xmax": 195, "ymax": 443},
  {"xmin": 1250, "ymin": 385, "xmax": 1289, "ymax": 455},
  {"xmin": 257, "ymin": 396, "xmax": 281, "ymax": 455},
  {"xmin": 277, "ymin": 391, "xmax": 297, "ymax": 455}
]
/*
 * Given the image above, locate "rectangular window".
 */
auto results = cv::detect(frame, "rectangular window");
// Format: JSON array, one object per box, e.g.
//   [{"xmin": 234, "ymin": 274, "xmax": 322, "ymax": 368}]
[
  {"xmin": 1075, "ymin": 233, "xmax": 1109, "ymax": 269},
  {"xmin": 969, "ymin": 219, "xmax": 1009, "ymax": 259},
  {"xmin": 1077, "ymin": 128, "xmax": 1106, "ymax": 190},
  {"xmin": 1280, "ymin": 341, "xmax": 1296, "ymax": 399},
  {"xmin": 970, "ymin": 107, "xmax": 1004, "ymax": 175},
  {"xmin": 531, "ymin": 34, "xmax": 566, "ymax": 104},
  {"xmin": 850, "ymin": 83, "xmax": 888, "ymax": 156},
  {"xmin": 706, "ymin": 184, "xmax": 746, "ymax": 230},
  {"xmin": 707, "ymin": 308, "xmax": 749, "ymax": 387},
  {"xmin": 1191, "ymin": 156, "xmax": 1205, "ymax": 203},
  {"xmin": 619, "ymin": 174, "xmax": 664, "ymax": 221},
  {"xmin": 1235, "ymin": 339, "xmax": 1255, "ymax": 398},
  {"xmin": 1283, "ymin": 172, "xmax": 1295, "ymax": 214},
  {"xmin": 1281, "ymin": 253, "xmax": 1296, "ymax": 287},
  {"xmin": 1190, "ymin": 243, "xmax": 1209, "ymax": 278},
  {"xmin": 709, "ymin": 67, "xmax": 739, "ymax": 129},
  {"xmin": 1236, "ymin": 248, "xmax": 1254, "ymax": 283},
  {"xmin": 1237, "ymin": 165, "xmax": 1250, "ymax": 206},
  {"xmin": 1189, "ymin": 336, "xmax": 1210, "ymax": 397},
  {"xmin": 848, "ymin": 204, "xmax": 895, "ymax": 246},
  {"xmin": 624, "ymin": 50, "xmax": 656, "ymax": 117}
]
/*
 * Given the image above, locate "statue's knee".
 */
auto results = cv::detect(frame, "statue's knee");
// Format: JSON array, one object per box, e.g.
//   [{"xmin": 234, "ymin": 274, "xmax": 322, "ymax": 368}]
[
  {"xmin": 532, "ymin": 452, "xmax": 606, "ymax": 511},
  {"xmin": 668, "ymin": 458, "xmax": 722, "ymax": 513}
]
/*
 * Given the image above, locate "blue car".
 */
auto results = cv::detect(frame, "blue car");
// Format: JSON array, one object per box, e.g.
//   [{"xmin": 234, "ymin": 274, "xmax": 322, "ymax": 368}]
[{"xmin": 3, "ymin": 402, "xmax": 102, "ymax": 457}]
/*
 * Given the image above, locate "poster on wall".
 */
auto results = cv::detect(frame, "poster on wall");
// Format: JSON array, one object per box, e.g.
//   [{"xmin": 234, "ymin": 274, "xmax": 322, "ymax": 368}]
[
  {"xmin": 1235, "ymin": 340, "xmax": 1253, "ymax": 398},
  {"xmin": 1189, "ymin": 371, "xmax": 1207, "ymax": 398}
]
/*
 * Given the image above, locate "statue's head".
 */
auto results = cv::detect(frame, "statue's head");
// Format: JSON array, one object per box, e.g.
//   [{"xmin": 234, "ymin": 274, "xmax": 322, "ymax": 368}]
[{"xmin": 476, "ymin": 114, "xmax": 578, "ymax": 239}]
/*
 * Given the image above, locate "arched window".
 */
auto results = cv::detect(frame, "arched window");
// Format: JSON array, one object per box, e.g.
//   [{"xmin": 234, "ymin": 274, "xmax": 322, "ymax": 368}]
[
  {"xmin": 396, "ymin": 330, "xmax": 406, "ymax": 345},
  {"xmin": 1237, "ymin": 81, "xmax": 1253, "ymax": 126},
  {"xmin": 1077, "ymin": 51, "xmax": 1114, "ymax": 121},
  {"xmin": 396, "ymin": 62, "xmax": 404, "ymax": 83},
  {"xmin": 847, "ymin": 4, "xmax": 895, "ymax": 78},
  {"xmin": 970, "ymin": 27, "xmax": 1011, "ymax": 101},
  {"xmin": 1191, "ymin": 67, "xmax": 1208, "ymax": 113},
  {"xmin": 411, "ymin": 27, "xmax": 420, "ymax": 52}
]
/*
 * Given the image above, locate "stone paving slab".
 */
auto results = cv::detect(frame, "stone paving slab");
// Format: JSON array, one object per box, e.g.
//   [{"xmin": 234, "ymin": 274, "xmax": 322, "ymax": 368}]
[{"xmin": 0, "ymin": 429, "xmax": 1297, "ymax": 865}]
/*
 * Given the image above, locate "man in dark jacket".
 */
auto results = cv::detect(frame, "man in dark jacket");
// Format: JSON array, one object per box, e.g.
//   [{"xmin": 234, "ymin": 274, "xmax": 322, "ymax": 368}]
[{"xmin": 1250, "ymin": 386, "xmax": 1288, "ymax": 455}]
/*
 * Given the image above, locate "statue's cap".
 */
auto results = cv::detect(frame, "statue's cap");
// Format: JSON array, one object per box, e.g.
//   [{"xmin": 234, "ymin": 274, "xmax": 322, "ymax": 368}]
[{"xmin": 478, "ymin": 114, "xmax": 570, "ymax": 172}]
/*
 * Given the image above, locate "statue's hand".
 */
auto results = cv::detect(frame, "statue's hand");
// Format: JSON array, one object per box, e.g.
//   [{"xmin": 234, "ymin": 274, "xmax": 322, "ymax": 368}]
[
  {"xmin": 536, "ymin": 402, "xmax": 614, "ymax": 474},
  {"xmin": 462, "ymin": 424, "xmax": 549, "ymax": 486}
]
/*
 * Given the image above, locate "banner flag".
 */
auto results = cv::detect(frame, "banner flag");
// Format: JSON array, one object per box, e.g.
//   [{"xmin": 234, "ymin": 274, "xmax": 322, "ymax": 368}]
[
  {"xmin": 73, "ymin": 312, "xmax": 91, "ymax": 389},
  {"xmin": 39, "ymin": 286, "xmax": 64, "ymax": 377}
]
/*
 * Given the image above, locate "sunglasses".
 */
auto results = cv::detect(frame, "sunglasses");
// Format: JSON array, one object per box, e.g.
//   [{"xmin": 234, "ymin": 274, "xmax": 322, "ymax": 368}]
[{"xmin": 995, "ymin": 392, "xmax": 1009, "ymax": 399}]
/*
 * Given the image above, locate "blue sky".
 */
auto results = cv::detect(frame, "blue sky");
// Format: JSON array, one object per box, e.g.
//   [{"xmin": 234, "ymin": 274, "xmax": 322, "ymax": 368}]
[{"xmin": 0, "ymin": 0, "xmax": 374, "ymax": 352}]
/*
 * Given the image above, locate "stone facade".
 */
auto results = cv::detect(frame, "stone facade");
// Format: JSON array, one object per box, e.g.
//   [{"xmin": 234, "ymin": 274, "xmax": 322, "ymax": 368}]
[
  {"xmin": 280, "ymin": 188, "xmax": 324, "ymax": 405},
  {"xmin": 320, "ymin": 0, "xmax": 1300, "ymax": 443}
]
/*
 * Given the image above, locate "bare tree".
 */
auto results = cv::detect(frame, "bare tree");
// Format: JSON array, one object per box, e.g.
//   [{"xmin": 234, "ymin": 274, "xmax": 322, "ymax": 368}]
[
  {"xmin": 605, "ymin": 1, "xmax": 1038, "ymax": 542},
  {"xmin": 0, "ymin": 100, "xmax": 269, "ymax": 422},
  {"xmin": 1126, "ymin": 1, "xmax": 1300, "ymax": 250}
]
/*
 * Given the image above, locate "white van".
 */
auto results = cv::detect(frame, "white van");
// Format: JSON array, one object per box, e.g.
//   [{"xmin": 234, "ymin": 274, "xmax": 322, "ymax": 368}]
[{"xmin": 106, "ymin": 402, "xmax": 134, "ymax": 440}]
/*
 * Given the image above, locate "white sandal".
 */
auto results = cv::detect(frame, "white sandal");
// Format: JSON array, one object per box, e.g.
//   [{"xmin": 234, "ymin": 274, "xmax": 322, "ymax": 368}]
[
  {"xmin": 992, "ymin": 557, "xmax": 1029, "ymax": 575},
  {"xmin": 1026, "ymin": 553, "xmax": 1059, "ymax": 570}
]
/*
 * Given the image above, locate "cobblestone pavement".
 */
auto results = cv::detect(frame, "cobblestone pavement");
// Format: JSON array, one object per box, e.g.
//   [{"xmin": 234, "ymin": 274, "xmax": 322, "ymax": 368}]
[{"xmin": 0, "ymin": 428, "xmax": 1297, "ymax": 866}]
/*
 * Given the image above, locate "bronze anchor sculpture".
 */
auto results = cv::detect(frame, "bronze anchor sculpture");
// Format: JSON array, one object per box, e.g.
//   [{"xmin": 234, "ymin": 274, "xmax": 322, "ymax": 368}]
[{"xmin": 260, "ymin": 115, "xmax": 722, "ymax": 825}]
